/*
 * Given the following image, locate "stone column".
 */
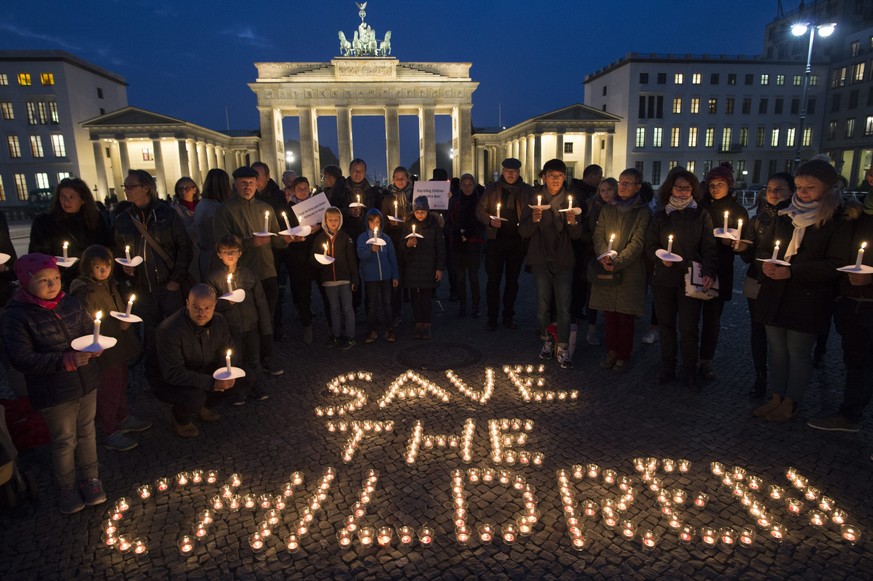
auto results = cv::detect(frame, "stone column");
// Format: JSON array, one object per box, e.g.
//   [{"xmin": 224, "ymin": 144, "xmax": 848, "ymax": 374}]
[
  {"xmin": 584, "ymin": 133, "xmax": 594, "ymax": 168},
  {"xmin": 556, "ymin": 134, "xmax": 564, "ymax": 163},
  {"xmin": 299, "ymin": 108, "xmax": 320, "ymax": 182},
  {"xmin": 605, "ymin": 133, "xmax": 614, "ymax": 178},
  {"xmin": 419, "ymin": 107, "xmax": 436, "ymax": 180},
  {"xmin": 533, "ymin": 136, "xmax": 542, "ymax": 177},
  {"xmin": 205, "ymin": 143, "xmax": 215, "ymax": 171},
  {"xmin": 152, "ymin": 139, "xmax": 168, "ymax": 196},
  {"xmin": 385, "ymin": 105, "xmax": 400, "ymax": 176},
  {"xmin": 453, "ymin": 105, "xmax": 473, "ymax": 178},
  {"xmin": 92, "ymin": 141, "xmax": 109, "ymax": 200},
  {"xmin": 476, "ymin": 145, "xmax": 486, "ymax": 184},
  {"xmin": 177, "ymin": 139, "xmax": 190, "ymax": 176},
  {"xmin": 527, "ymin": 135, "xmax": 536, "ymax": 179},
  {"xmin": 117, "ymin": 138, "xmax": 131, "ymax": 178},
  {"xmin": 519, "ymin": 137, "xmax": 528, "ymax": 182},
  {"xmin": 258, "ymin": 107, "xmax": 286, "ymax": 175},
  {"xmin": 109, "ymin": 142, "xmax": 123, "ymax": 195},
  {"xmin": 190, "ymin": 140, "xmax": 203, "ymax": 185},
  {"xmin": 336, "ymin": 106, "xmax": 353, "ymax": 173}
]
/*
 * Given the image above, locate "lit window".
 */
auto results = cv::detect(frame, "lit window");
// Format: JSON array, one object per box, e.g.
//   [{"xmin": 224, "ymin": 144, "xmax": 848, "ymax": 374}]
[
  {"xmin": 776, "ymin": 74, "xmax": 785, "ymax": 86},
  {"xmin": 692, "ymin": 73, "xmax": 701, "ymax": 85},
  {"xmin": 802, "ymin": 127, "xmax": 812, "ymax": 146},
  {"xmin": 704, "ymin": 128, "xmax": 715, "ymax": 147},
  {"xmin": 674, "ymin": 73, "xmax": 684, "ymax": 85},
  {"xmin": 0, "ymin": 101, "xmax": 13, "ymax": 120},
  {"xmin": 756, "ymin": 127, "xmax": 765, "ymax": 146},
  {"xmin": 670, "ymin": 127, "xmax": 680, "ymax": 148},
  {"xmin": 7, "ymin": 135, "xmax": 21, "ymax": 158},
  {"xmin": 49, "ymin": 102, "xmax": 59, "ymax": 124},
  {"xmin": 865, "ymin": 116, "xmax": 873, "ymax": 136},
  {"xmin": 771, "ymin": 128, "xmax": 780, "ymax": 147},
  {"xmin": 57, "ymin": 171, "xmax": 71, "ymax": 182},
  {"xmin": 810, "ymin": 75, "xmax": 818, "ymax": 86},
  {"xmin": 846, "ymin": 118, "xmax": 856, "ymax": 138},
  {"xmin": 35, "ymin": 172, "xmax": 49, "ymax": 189},
  {"xmin": 793, "ymin": 75, "xmax": 802, "ymax": 86},
  {"xmin": 708, "ymin": 98, "xmax": 717, "ymax": 114},
  {"xmin": 142, "ymin": 148, "xmax": 154, "ymax": 161},
  {"xmin": 721, "ymin": 128, "xmax": 732, "ymax": 151},
  {"xmin": 564, "ymin": 142, "xmax": 574, "ymax": 154},
  {"xmin": 14, "ymin": 174, "xmax": 27, "ymax": 200},
  {"xmin": 40, "ymin": 73, "xmax": 54, "ymax": 86},
  {"xmin": 51, "ymin": 134, "xmax": 66, "ymax": 157},
  {"xmin": 635, "ymin": 127, "xmax": 646, "ymax": 148},
  {"xmin": 30, "ymin": 135, "xmax": 44, "ymax": 158},
  {"xmin": 786, "ymin": 127, "xmax": 796, "ymax": 147},
  {"xmin": 672, "ymin": 97, "xmax": 682, "ymax": 114},
  {"xmin": 0, "ymin": 176, "xmax": 5, "ymax": 201},
  {"xmin": 0, "ymin": 74, "xmax": 7, "ymax": 85},
  {"xmin": 688, "ymin": 127, "xmax": 698, "ymax": 147},
  {"xmin": 760, "ymin": 74, "xmax": 769, "ymax": 85},
  {"xmin": 725, "ymin": 98, "xmax": 735, "ymax": 114},
  {"xmin": 852, "ymin": 62, "xmax": 866, "ymax": 82},
  {"xmin": 851, "ymin": 41, "xmax": 860, "ymax": 57},
  {"xmin": 828, "ymin": 121, "xmax": 838, "ymax": 140},
  {"xmin": 17, "ymin": 73, "xmax": 31, "ymax": 86},
  {"xmin": 668, "ymin": 160, "xmax": 678, "ymax": 170},
  {"xmin": 690, "ymin": 98, "xmax": 700, "ymax": 114},
  {"xmin": 26, "ymin": 103, "xmax": 37, "ymax": 125},
  {"xmin": 739, "ymin": 127, "xmax": 749, "ymax": 146},
  {"xmin": 686, "ymin": 160, "xmax": 696, "ymax": 174},
  {"xmin": 652, "ymin": 128, "xmax": 663, "ymax": 148},
  {"xmin": 37, "ymin": 102, "xmax": 48, "ymax": 124}
]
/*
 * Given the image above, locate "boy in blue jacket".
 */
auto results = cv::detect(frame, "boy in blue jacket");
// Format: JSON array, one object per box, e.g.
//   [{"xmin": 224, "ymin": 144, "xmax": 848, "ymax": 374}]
[{"xmin": 357, "ymin": 209, "xmax": 399, "ymax": 343}]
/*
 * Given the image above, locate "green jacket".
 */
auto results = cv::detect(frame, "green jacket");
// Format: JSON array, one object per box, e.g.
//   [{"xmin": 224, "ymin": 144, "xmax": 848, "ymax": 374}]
[{"xmin": 213, "ymin": 194, "xmax": 287, "ymax": 280}]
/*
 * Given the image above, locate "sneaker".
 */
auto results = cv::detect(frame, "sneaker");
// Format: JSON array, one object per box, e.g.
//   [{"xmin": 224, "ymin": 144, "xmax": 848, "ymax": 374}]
[
  {"xmin": 807, "ymin": 414, "xmax": 860, "ymax": 433},
  {"xmin": 118, "ymin": 416, "xmax": 152, "ymax": 433},
  {"xmin": 339, "ymin": 337, "xmax": 356, "ymax": 351},
  {"xmin": 613, "ymin": 359, "xmax": 628, "ymax": 372},
  {"xmin": 262, "ymin": 359, "xmax": 284, "ymax": 376},
  {"xmin": 198, "ymin": 407, "xmax": 221, "ymax": 422},
  {"xmin": 586, "ymin": 325, "xmax": 600, "ymax": 346},
  {"xmin": 79, "ymin": 478, "xmax": 107, "ymax": 506},
  {"xmin": 248, "ymin": 387, "xmax": 270, "ymax": 402},
  {"xmin": 600, "ymin": 351, "xmax": 618, "ymax": 370},
  {"xmin": 557, "ymin": 347, "xmax": 572, "ymax": 369},
  {"xmin": 105, "ymin": 431, "xmax": 138, "ymax": 452},
  {"xmin": 641, "ymin": 328, "xmax": 658, "ymax": 345},
  {"xmin": 58, "ymin": 486, "xmax": 85, "ymax": 515},
  {"xmin": 385, "ymin": 328, "xmax": 396, "ymax": 343},
  {"xmin": 173, "ymin": 419, "xmax": 200, "ymax": 438},
  {"xmin": 364, "ymin": 330, "xmax": 378, "ymax": 344},
  {"xmin": 539, "ymin": 337, "xmax": 555, "ymax": 360},
  {"xmin": 323, "ymin": 336, "xmax": 339, "ymax": 349}
]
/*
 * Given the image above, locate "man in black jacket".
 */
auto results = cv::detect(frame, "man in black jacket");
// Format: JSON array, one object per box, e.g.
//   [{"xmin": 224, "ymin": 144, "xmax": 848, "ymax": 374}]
[{"xmin": 153, "ymin": 284, "xmax": 247, "ymax": 438}]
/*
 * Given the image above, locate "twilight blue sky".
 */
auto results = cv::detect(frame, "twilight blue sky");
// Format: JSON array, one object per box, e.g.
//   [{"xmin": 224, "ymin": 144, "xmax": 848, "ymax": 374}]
[{"xmin": 3, "ymin": 0, "xmax": 800, "ymax": 178}]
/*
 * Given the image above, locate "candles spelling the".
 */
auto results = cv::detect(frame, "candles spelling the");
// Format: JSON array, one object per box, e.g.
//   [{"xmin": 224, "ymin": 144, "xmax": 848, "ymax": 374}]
[
  {"xmin": 125, "ymin": 245, "xmax": 131, "ymax": 261},
  {"xmin": 771, "ymin": 240, "xmax": 780, "ymax": 261},
  {"xmin": 667, "ymin": 235, "xmax": 674, "ymax": 254},
  {"xmin": 855, "ymin": 242, "xmax": 867, "ymax": 268},
  {"xmin": 227, "ymin": 274, "xmax": 233, "ymax": 293},
  {"xmin": 63, "ymin": 241, "xmax": 69, "ymax": 260},
  {"xmin": 281, "ymin": 211, "xmax": 291, "ymax": 231},
  {"xmin": 125, "ymin": 294, "xmax": 135, "ymax": 317},
  {"xmin": 263, "ymin": 211, "xmax": 270, "ymax": 234},
  {"xmin": 723, "ymin": 211, "xmax": 729, "ymax": 231},
  {"xmin": 607, "ymin": 233, "xmax": 615, "ymax": 253},
  {"xmin": 225, "ymin": 350, "xmax": 232, "ymax": 374},
  {"xmin": 93, "ymin": 311, "xmax": 102, "ymax": 344}
]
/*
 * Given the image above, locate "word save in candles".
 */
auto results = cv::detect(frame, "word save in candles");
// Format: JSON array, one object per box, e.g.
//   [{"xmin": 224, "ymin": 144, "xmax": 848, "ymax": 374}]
[
  {"xmin": 855, "ymin": 242, "xmax": 867, "ymax": 268},
  {"xmin": 125, "ymin": 295, "xmax": 135, "ymax": 318},
  {"xmin": 93, "ymin": 311, "xmax": 102, "ymax": 343}
]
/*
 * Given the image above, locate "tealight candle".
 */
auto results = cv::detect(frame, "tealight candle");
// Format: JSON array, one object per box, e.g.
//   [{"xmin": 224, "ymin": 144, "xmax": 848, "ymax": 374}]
[
  {"xmin": 193, "ymin": 523, "xmax": 208, "ymax": 539},
  {"xmin": 739, "ymin": 527, "xmax": 756, "ymax": 547},
  {"xmin": 377, "ymin": 526, "xmax": 393, "ymax": 547},
  {"xmin": 586, "ymin": 463, "xmax": 600, "ymax": 479},
  {"xmin": 841, "ymin": 523, "xmax": 861, "ymax": 544},
  {"xmin": 501, "ymin": 523, "xmax": 518, "ymax": 543},
  {"xmin": 176, "ymin": 472, "xmax": 189, "ymax": 487},
  {"xmin": 786, "ymin": 497, "xmax": 804, "ymax": 515},
  {"xmin": 640, "ymin": 529, "xmax": 659, "ymax": 550},
  {"xmin": 102, "ymin": 532, "xmax": 118, "ymax": 547},
  {"xmin": 769, "ymin": 522, "xmax": 786, "ymax": 541},
  {"xmin": 768, "ymin": 485, "xmax": 785, "ymax": 500},
  {"xmin": 155, "ymin": 477, "xmax": 169, "ymax": 492},
  {"xmin": 818, "ymin": 496, "xmax": 835, "ymax": 512},
  {"xmin": 808, "ymin": 510, "xmax": 826, "ymax": 527},
  {"xmin": 679, "ymin": 525, "xmax": 694, "ymax": 543},
  {"xmin": 678, "ymin": 459, "xmax": 691, "ymax": 473},
  {"xmin": 136, "ymin": 484, "xmax": 152, "ymax": 499},
  {"xmin": 206, "ymin": 470, "xmax": 218, "ymax": 484},
  {"xmin": 700, "ymin": 526, "xmax": 718, "ymax": 547},
  {"xmin": 285, "ymin": 533, "xmax": 300, "ymax": 553},
  {"xmin": 102, "ymin": 519, "xmax": 118, "ymax": 536},
  {"xmin": 417, "ymin": 526, "xmax": 433, "ymax": 545},
  {"xmin": 132, "ymin": 537, "xmax": 148, "ymax": 556},
  {"xmin": 478, "ymin": 522, "xmax": 494, "ymax": 543},
  {"xmin": 249, "ymin": 531, "xmax": 266, "ymax": 552},
  {"xmin": 804, "ymin": 486, "xmax": 819, "ymax": 501},
  {"xmin": 570, "ymin": 531, "xmax": 588, "ymax": 551},
  {"xmin": 831, "ymin": 509, "xmax": 848, "ymax": 525},
  {"xmin": 693, "ymin": 492, "xmax": 709, "ymax": 508},
  {"xmin": 602, "ymin": 469, "xmax": 617, "ymax": 485},
  {"xmin": 710, "ymin": 461, "xmax": 725, "ymax": 475},
  {"xmin": 337, "ymin": 528, "xmax": 353, "ymax": 548},
  {"xmin": 178, "ymin": 534, "xmax": 195, "ymax": 555},
  {"xmin": 621, "ymin": 520, "xmax": 637, "ymax": 540},
  {"xmin": 720, "ymin": 527, "xmax": 738, "ymax": 547}
]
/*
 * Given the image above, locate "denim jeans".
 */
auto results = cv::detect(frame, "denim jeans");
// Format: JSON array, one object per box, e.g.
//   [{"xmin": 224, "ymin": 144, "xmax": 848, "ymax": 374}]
[
  {"xmin": 531, "ymin": 263, "xmax": 573, "ymax": 346},
  {"xmin": 40, "ymin": 390, "xmax": 99, "ymax": 488},
  {"xmin": 365, "ymin": 280, "xmax": 394, "ymax": 330},
  {"xmin": 765, "ymin": 325, "xmax": 816, "ymax": 402},
  {"xmin": 652, "ymin": 284, "xmax": 703, "ymax": 371},
  {"xmin": 325, "ymin": 283, "xmax": 355, "ymax": 339}
]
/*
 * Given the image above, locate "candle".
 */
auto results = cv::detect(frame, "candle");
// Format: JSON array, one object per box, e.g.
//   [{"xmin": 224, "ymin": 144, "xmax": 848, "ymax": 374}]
[
  {"xmin": 417, "ymin": 526, "xmax": 433, "ymax": 545},
  {"xmin": 358, "ymin": 527, "xmax": 374, "ymax": 548},
  {"xmin": 739, "ymin": 527, "xmax": 756, "ymax": 547},
  {"xmin": 125, "ymin": 245, "xmax": 131, "ymax": 261},
  {"xmin": 771, "ymin": 240, "xmax": 780, "ymax": 261},
  {"xmin": 700, "ymin": 526, "xmax": 717, "ymax": 546},
  {"xmin": 125, "ymin": 294, "xmax": 135, "ymax": 317},
  {"xmin": 723, "ymin": 210, "xmax": 729, "ymax": 231},
  {"xmin": 263, "ymin": 211, "xmax": 270, "ymax": 234},
  {"xmin": 607, "ymin": 233, "xmax": 615, "ymax": 253},
  {"xmin": 736, "ymin": 219, "xmax": 743, "ymax": 238},
  {"xmin": 132, "ymin": 538, "xmax": 148, "ymax": 556},
  {"xmin": 356, "ymin": 194, "xmax": 361, "ymax": 204},
  {"xmin": 841, "ymin": 523, "xmax": 861, "ymax": 544},
  {"xmin": 496, "ymin": 202, "xmax": 501, "ymax": 216},
  {"xmin": 337, "ymin": 529, "xmax": 353, "ymax": 548},
  {"xmin": 373, "ymin": 226, "xmax": 379, "ymax": 240},
  {"xmin": 720, "ymin": 528, "xmax": 737, "ymax": 546},
  {"xmin": 286, "ymin": 533, "xmax": 300, "ymax": 552},
  {"xmin": 394, "ymin": 200, "xmax": 398, "ymax": 218},
  {"xmin": 63, "ymin": 241, "xmax": 69, "ymax": 260},
  {"xmin": 808, "ymin": 510, "xmax": 826, "ymax": 527},
  {"xmin": 225, "ymin": 350, "xmax": 232, "ymax": 374},
  {"xmin": 501, "ymin": 523, "xmax": 517, "ymax": 543},
  {"xmin": 398, "ymin": 526, "xmax": 414, "ymax": 546},
  {"xmin": 93, "ymin": 311, "xmax": 102, "ymax": 344},
  {"xmin": 679, "ymin": 525, "xmax": 694, "ymax": 543},
  {"xmin": 478, "ymin": 522, "xmax": 494, "ymax": 543},
  {"xmin": 226, "ymin": 274, "xmax": 234, "ymax": 293},
  {"xmin": 322, "ymin": 242, "xmax": 328, "ymax": 255},
  {"xmin": 667, "ymin": 234, "xmax": 674, "ymax": 254},
  {"xmin": 855, "ymin": 242, "xmax": 867, "ymax": 268},
  {"xmin": 412, "ymin": 224, "xmax": 416, "ymax": 235},
  {"xmin": 178, "ymin": 534, "xmax": 195, "ymax": 555},
  {"xmin": 281, "ymin": 211, "xmax": 291, "ymax": 231},
  {"xmin": 249, "ymin": 531, "xmax": 265, "ymax": 551},
  {"xmin": 567, "ymin": 195, "xmax": 573, "ymax": 210},
  {"xmin": 640, "ymin": 529, "xmax": 658, "ymax": 549},
  {"xmin": 377, "ymin": 527, "xmax": 393, "ymax": 546},
  {"xmin": 537, "ymin": 194, "xmax": 542, "ymax": 206}
]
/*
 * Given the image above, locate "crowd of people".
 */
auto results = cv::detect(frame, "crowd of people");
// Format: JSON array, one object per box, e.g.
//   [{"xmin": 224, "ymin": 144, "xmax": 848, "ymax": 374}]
[{"xmin": 0, "ymin": 152, "xmax": 870, "ymax": 514}]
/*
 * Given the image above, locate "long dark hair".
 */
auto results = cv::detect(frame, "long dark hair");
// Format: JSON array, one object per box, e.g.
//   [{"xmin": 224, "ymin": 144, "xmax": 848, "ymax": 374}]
[
  {"xmin": 657, "ymin": 168, "xmax": 702, "ymax": 207},
  {"xmin": 52, "ymin": 177, "xmax": 100, "ymax": 230},
  {"xmin": 202, "ymin": 168, "xmax": 231, "ymax": 203}
]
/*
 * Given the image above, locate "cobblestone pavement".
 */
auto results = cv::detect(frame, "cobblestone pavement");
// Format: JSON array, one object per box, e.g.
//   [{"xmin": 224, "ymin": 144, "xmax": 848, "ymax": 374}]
[{"xmin": 1, "ymin": 263, "xmax": 871, "ymax": 580}]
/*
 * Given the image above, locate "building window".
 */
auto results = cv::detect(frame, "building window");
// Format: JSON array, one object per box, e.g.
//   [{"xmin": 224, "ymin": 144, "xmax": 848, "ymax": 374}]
[
  {"xmin": 721, "ymin": 128, "xmax": 733, "ymax": 151},
  {"xmin": 802, "ymin": 127, "xmax": 812, "ymax": 146},
  {"xmin": 651, "ymin": 161, "xmax": 662, "ymax": 185},
  {"xmin": 711, "ymin": 73, "xmax": 720, "ymax": 85},
  {"xmin": 657, "ymin": 73, "xmax": 666, "ymax": 84},
  {"xmin": 728, "ymin": 73, "xmax": 736, "ymax": 85},
  {"xmin": 670, "ymin": 127, "xmax": 680, "ymax": 147},
  {"xmin": 770, "ymin": 128, "xmax": 780, "ymax": 147},
  {"xmin": 563, "ymin": 142, "xmax": 574, "ymax": 154},
  {"xmin": 846, "ymin": 118, "xmax": 856, "ymax": 138},
  {"xmin": 635, "ymin": 161, "xmax": 645, "ymax": 176},
  {"xmin": 725, "ymin": 98, "xmax": 735, "ymax": 114},
  {"xmin": 49, "ymin": 102, "xmax": 59, "ymax": 124},
  {"xmin": 793, "ymin": 75, "xmax": 803, "ymax": 86},
  {"xmin": 866, "ymin": 116, "xmax": 873, "ymax": 135},
  {"xmin": 51, "ymin": 134, "xmax": 66, "ymax": 157},
  {"xmin": 639, "ymin": 73, "xmax": 649, "ymax": 84},
  {"xmin": 756, "ymin": 127, "xmax": 765, "ymax": 147},
  {"xmin": 0, "ymin": 176, "xmax": 5, "ymax": 201},
  {"xmin": 828, "ymin": 121, "xmax": 838, "ymax": 140},
  {"xmin": 775, "ymin": 98, "xmax": 784, "ymax": 114},
  {"xmin": 759, "ymin": 99, "xmax": 768, "ymax": 114},
  {"xmin": 672, "ymin": 97, "xmax": 682, "ymax": 114},
  {"xmin": 30, "ymin": 135, "xmax": 44, "ymax": 158},
  {"xmin": 668, "ymin": 160, "xmax": 679, "ymax": 170},
  {"xmin": 17, "ymin": 73, "xmax": 31, "ymax": 86},
  {"xmin": 786, "ymin": 127, "xmax": 796, "ymax": 147},
  {"xmin": 7, "ymin": 135, "xmax": 21, "ymax": 158},
  {"xmin": 97, "ymin": 87, "xmax": 104, "ymax": 99},
  {"xmin": 687, "ymin": 160, "xmax": 696, "ymax": 174},
  {"xmin": 57, "ymin": 171, "xmax": 71, "ymax": 182},
  {"xmin": 690, "ymin": 98, "xmax": 700, "ymax": 114},
  {"xmin": 744, "ymin": 73, "xmax": 754, "ymax": 85},
  {"xmin": 35, "ymin": 172, "xmax": 49, "ymax": 189},
  {"xmin": 869, "ymin": 87, "xmax": 873, "ymax": 106},
  {"xmin": 708, "ymin": 98, "xmax": 718, "ymax": 114},
  {"xmin": 832, "ymin": 67, "xmax": 847, "ymax": 88},
  {"xmin": 635, "ymin": 127, "xmax": 646, "ymax": 148},
  {"xmin": 674, "ymin": 73, "xmax": 684, "ymax": 85},
  {"xmin": 742, "ymin": 98, "xmax": 751, "ymax": 114},
  {"xmin": 705, "ymin": 128, "xmax": 715, "ymax": 147},
  {"xmin": 760, "ymin": 74, "xmax": 769, "ymax": 86},
  {"xmin": 26, "ymin": 103, "xmax": 37, "ymax": 125},
  {"xmin": 688, "ymin": 127, "xmax": 699, "ymax": 147},
  {"xmin": 776, "ymin": 74, "xmax": 785, "ymax": 86},
  {"xmin": 652, "ymin": 127, "xmax": 663, "ymax": 148},
  {"xmin": 0, "ymin": 73, "xmax": 7, "ymax": 85},
  {"xmin": 692, "ymin": 73, "xmax": 702, "ymax": 85},
  {"xmin": 638, "ymin": 95, "xmax": 664, "ymax": 119},
  {"xmin": 703, "ymin": 160, "xmax": 713, "ymax": 174},
  {"xmin": 14, "ymin": 174, "xmax": 27, "ymax": 200},
  {"xmin": 99, "ymin": 108, "xmax": 105, "ymax": 115},
  {"xmin": 740, "ymin": 127, "xmax": 749, "ymax": 147},
  {"xmin": 810, "ymin": 75, "xmax": 819, "ymax": 86},
  {"xmin": 141, "ymin": 147, "xmax": 154, "ymax": 162},
  {"xmin": 851, "ymin": 41, "xmax": 861, "ymax": 57},
  {"xmin": 40, "ymin": 73, "xmax": 54, "ymax": 86},
  {"xmin": 0, "ymin": 101, "xmax": 13, "ymax": 120},
  {"xmin": 852, "ymin": 62, "xmax": 866, "ymax": 83},
  {"xmin": 791, "ymin": 98, "xmax": 800, "ymax": 115},
  {"xmin": 808, "ymin": 98, "xmax": 816, "ymax": 114},
  {"xmin": 736, "ymin": 160, "xmax": 746, "ymax": 177}
]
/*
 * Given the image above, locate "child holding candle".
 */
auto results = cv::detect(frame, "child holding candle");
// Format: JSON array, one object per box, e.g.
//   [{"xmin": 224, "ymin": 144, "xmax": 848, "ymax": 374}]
[
  {"xmin": 0, "ymin": 253, "xmax": 107, "ymax": 514},
  {"xmin": 380, "ymin": 167, "xmax": 414, "ymax": 325},
  {"xmin": 70, "ymin": 245, "xmax": 147, "ymax": 452},
  {"xmin": 313, "ymin": 207, "xmax": 359, "ymax": 349},
  {"xmin": 205, "ymin": 235, "xmax": 271, "ymax": 404},
  {"xmin": 402, "ymin": 197, "xmax": 446, "ymax": 339},
  {"xmin": 357, "ymin": 209, "xmax": 399, "ymax": 343}
]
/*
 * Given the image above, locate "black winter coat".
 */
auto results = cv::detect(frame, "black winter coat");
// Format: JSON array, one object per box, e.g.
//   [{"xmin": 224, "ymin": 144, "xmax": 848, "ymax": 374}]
[
  {"xmin": 154, "ymin": 308, "xmax": 235, "ymax": 390},
  {"xmin": 700, "ymin": 193, "xmax": 750, "ymax": 302},
  {"xmin": 0, "ymin": 212, "xmax": 17, "ymax": 308},
  {"xmin": 839, "ymin": 212, "xmax": 873, "ymax": 300},
  {"xmin": 0, "ymin": 293, "xmax": 101, "ymax": 409},
  {"xmin": 446, "ymin": 192, "xmax": 485, "ymax": 251},
  {"xmin": 205, "ymin": 264, "xmax": 272, "ymax": 336},
  {"xmin": 402, "ymin": 214, "xmax": 446, "ymax": 289},
  {"xmin": 646, "ymin": 206, "xmax": 718, "ymax": 289},
  {"xmin": 29, "ymin": 210, "xmax": 112, "ymax": 288}
]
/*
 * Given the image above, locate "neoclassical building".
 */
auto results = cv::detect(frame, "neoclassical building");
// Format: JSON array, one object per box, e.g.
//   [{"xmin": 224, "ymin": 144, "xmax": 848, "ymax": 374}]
[
  {"xmin": 473, "ymin": 104, "xmax": 621, "ymax": 184},
  {"xmin": 249, "ymin": 58, "xmax": 478, "ymax": 182},
  {"xmin": 82, "ymin": 106, "xmax": 260, "ymax": 198}
]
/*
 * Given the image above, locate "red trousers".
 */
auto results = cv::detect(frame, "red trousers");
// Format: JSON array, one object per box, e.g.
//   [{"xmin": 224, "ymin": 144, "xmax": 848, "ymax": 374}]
[
  {"xmin": 604, "ymin": 311, "xmax": 636, "ymax": 360},
  {"xmin": 97, "ymin": 364, "xmax": 129, "ymax": 435}
]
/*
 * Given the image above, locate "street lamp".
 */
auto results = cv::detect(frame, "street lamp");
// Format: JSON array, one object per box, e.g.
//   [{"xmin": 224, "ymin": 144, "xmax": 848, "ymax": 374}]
[{"xmin": 791, "ymin": 21, "xmax": 836, "ymax": 167}]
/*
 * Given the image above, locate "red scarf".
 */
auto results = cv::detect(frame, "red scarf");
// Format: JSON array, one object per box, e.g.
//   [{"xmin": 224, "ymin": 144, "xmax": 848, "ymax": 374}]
[{"xmin": 14, "ymin": 287, "xmax": 65, "ymax": 310}]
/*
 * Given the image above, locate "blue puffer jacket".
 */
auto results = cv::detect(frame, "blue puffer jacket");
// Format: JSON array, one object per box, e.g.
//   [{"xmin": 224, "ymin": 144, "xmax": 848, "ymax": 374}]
[
  {"xmin": 0, "ymin": 293, "xmax": 101, "ymax": 409},
  {"xmin": 356, "ymin": 209, "xmax": 400, "ymax": 282}
]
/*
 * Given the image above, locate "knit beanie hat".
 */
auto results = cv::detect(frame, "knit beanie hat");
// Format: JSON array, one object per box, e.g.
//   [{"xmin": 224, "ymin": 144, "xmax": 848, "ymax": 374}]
[
  {"xmin": 413, "ymin": 196, "xmax": 430, "ymax": 211},
  {"xmin": 705, "ymin": 162, "xmax": 734, "ymax": 188},
  {"xmin": 14, "ymin": 253, "xmax": 58, "ymax": 289}
]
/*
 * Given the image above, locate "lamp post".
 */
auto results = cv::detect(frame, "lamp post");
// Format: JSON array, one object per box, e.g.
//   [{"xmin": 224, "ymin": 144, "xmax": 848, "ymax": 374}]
[{"xmin": 791, "ymin": 21, "xmax": 836, "ymax": 168}]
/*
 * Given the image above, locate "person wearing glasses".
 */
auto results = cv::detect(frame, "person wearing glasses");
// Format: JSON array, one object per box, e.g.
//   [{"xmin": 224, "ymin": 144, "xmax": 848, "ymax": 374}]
[
  {"xmin": 171, "ymin": 177, "xmax": 201, "ymax": 283},
  {"xmin": 588, "ymin": 168, "xmax": 651, "ymax": 372},
  {"xmin": 29, "ymin": 177, "xmax": 112, "ymax": 289},
  {"xmin": 645, "ymin": 168, "xmax": 717, "ymax": 389}
]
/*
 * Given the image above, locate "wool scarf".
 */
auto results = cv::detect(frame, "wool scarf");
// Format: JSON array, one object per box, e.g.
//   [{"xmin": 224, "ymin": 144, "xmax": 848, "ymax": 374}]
[
  {"xmin": 665, "ymin": 196, "xmax": 696, "ymax": 214},
  {"xmin": 779, "ymin": 194, "xmax": 821, "ymax": 260}
]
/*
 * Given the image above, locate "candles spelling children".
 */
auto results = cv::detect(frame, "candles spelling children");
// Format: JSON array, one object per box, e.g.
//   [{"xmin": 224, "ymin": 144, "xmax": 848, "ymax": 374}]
[
  {"xmin": 263, "ymin": 211, "xmax": 270, "ymax": 234},
  {"xmin": 281, "ymin": 211, "xmax": 291, "ymax": 231},
  {"xmin": 125, "ymin": 295, "xmax": 135, "ymax": 318},
  {"xmin": 771, "ymin": 240, "xmax": 780, "ymax": 261},
  {"xmin": 93, "ymin": 311, "xmax": 102, "ymax": 344},
  {"xmin": 855, "ymin": 242, "xmax": 867, "ymax": 268},
  {"xmin": 667, "ymin": 235, "xmax": 674, "ymax": 254},
  {"xmin": 225, "ymin": 350, "xmax": 232, "ymax": 374}
]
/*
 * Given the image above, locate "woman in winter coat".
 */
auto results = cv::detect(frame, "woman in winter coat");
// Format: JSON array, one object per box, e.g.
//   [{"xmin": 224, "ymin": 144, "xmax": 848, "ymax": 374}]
[
  {"xmin": 581, "ymin": 177, "xmax": 618, "ymax": 346},
  {"xmin": 588, "ymin": 168, "xmax": 651, "ymax": 371},
  {"xmin": 446, "ymin": 173, "xmax": 485, "ymax": 318},
  {"xmin": 402, "ymin": 196, "xmax": 446, "ymax": 339},
  {"xmin": 380, "ymin": 166, "xmax": 414, "ymax": 322},
  {"xmin": 752, "ymin": 158, "xmax": 852, "ymax": 422}
]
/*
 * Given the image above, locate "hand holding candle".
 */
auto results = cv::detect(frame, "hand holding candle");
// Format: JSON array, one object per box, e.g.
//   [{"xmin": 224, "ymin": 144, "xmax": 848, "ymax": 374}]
[{"xmin": 125, "ymin": 295, "xmax": 135, "ymax": 318}]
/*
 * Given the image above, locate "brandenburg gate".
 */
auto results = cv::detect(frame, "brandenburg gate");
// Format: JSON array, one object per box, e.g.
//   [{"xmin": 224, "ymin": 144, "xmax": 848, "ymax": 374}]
[{"xmin": 249, "ymin": 6, "xmax": 478, "ymax": 181}]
